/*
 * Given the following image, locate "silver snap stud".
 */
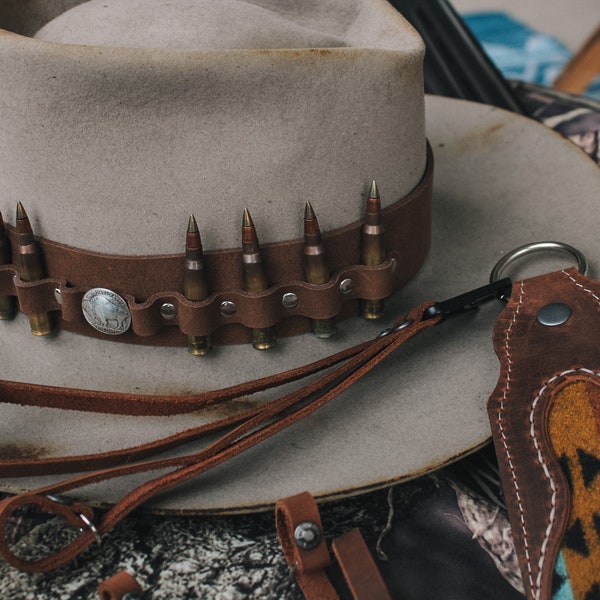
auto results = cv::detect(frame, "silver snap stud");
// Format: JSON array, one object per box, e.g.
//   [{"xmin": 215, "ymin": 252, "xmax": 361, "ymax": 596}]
[
  {"xmin": 340, "ymin": 278, "xmax": 354, "ymax": 295},
  {"xmin": 390, "ymin": 258, "xmax": 398, "ymax": 274},
  {"xmin": 537, "ymin": 303, "xmax": 571, "ymax": 327},
  {"xmin": 81, "ymin": 288, "xmax": 131, "ymax": 335},
  {"xmin": 160, "ymin": 302, "xmax": 177, "ymax": 320},
  {"xmin": 282, "ymin": 292, "xmax": 298, "ymax": 309},
  {"xmin": 220, "ymin": 300, "xmax": 237, "ymax": 317},
  {"xmin": 54, "ymin": 288, "xmax": 62, "ymax": 305},
  {"xmin": 293, "ymin": 521, "xmax": 322, "ymax": 551}
]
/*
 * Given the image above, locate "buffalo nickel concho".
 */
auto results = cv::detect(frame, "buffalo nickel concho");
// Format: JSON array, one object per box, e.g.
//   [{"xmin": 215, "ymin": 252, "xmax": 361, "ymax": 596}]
[{"xmin": 81, "ymin": 288, "xmax": 131, "ymax": 335}]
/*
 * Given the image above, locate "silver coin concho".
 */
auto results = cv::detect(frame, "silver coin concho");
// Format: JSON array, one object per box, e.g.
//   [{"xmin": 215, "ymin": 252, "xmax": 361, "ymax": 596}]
[{"xmin": 81, "ymin": 288, "xmax": 131, "ymax": 335}]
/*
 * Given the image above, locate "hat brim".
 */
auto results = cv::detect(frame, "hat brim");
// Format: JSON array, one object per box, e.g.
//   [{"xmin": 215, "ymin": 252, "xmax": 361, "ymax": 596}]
[{"xmin": 1, "ymin": 95, "xmax": 599, "ymax": 513}]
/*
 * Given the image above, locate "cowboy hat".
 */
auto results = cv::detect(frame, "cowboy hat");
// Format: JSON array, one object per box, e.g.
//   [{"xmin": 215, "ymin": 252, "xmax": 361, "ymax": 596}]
[{"xmin": 0, "ymin": 0, "xmax": 599, "ymax": 515}]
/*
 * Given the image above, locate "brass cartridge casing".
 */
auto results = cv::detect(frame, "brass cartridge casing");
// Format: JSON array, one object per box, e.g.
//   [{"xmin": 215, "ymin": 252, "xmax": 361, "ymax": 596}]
[
  {"xmin": 242, "ymin": 208, "xmax": 276, "ymax": 350},
  {"xmin": 361, "ymin": 181, "xmax": 385, "ymax": 320},
  {"xmin": 303, "ymin": 202, "xmax": 336, "ymax": 338},
  {"xmin": 15, "ymin": 202, "xmax": 53, "ymax": 335},
  {"xmin": 0, "ymin": 211, "xmax": 15, "ymax": 320},
  {"xmin": 184, "ymin": 214, "xmax": 211, "ymax": 355}
]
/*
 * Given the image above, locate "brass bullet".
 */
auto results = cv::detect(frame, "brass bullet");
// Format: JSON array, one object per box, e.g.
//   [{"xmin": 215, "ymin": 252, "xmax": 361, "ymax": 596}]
[
  {"xmin": 361, "ymin": 180, "xmax": 385, "ymax": 319},
  {"xmin": 15, "ymin": 202, "xmax": 53, "ymax": 335},
  {"xmin": 303, "ymin": 202, "xmax": 336, "ymax": 338},
  {"xmin": 242, "ymin": 208, "xmax": 276, "ymax": 350},
  {"xmin": 0, "ymin": 211, "xmax": 16, "ymax": 320},
  {"xmin": 184, "ymin": 214, "xmax": 211, "ymax": 355}
]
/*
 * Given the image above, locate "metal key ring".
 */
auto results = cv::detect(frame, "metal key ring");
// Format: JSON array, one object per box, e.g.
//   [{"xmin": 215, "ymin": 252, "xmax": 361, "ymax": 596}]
[{"xmin": 490, "ymin": 241, "xmax": 588, "ymax": 284}]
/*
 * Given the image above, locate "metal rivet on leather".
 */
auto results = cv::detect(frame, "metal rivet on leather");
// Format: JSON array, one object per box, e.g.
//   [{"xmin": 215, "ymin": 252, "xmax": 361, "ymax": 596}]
[
  {"xmin": 537, "ymin": 302, "xmax": 572, "ymax": 327},
  {"xmin": 81, "ymin": 288, "xmax": 131, "ymax": 335},
  {"xmin": 340, "ymin": 278, "xmax": 354, "ymax": 295},
  {"xmin": 282, "ymin": 292, "xmax": 298, "ymax": 309},
  {"xmin": 220, "ymin": 301, "xmax": 237, "ymax": 317},
  {"xmin": 293, "ymin": 521, "xmax": 322, "ymax": 551},
  {"xmin": 160, "ymin": 303, "xmax": 177, "ymax": 320}
]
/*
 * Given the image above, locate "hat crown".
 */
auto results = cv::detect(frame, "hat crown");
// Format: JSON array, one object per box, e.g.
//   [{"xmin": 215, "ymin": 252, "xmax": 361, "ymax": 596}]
[
  {"xmin": 0, "ymin": 0, "xmax": 426, "ymax": 255},
  {"xmin": 35, "ymin": 0, "xmax": 352, "ymax": 50}
]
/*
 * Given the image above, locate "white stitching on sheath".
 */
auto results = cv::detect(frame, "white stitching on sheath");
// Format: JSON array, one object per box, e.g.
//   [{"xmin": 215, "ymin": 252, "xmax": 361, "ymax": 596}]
[
  {"xmin": 497, "ymin": 280, "xmax": 537, "ymax": 595},
  {"xmin": 499, "ymin": 270, "xmax": 600, "ymax": 599}
]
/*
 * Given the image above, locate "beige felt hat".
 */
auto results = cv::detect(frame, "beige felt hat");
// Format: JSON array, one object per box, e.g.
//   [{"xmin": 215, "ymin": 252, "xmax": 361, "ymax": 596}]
[{"xmin": 0, "ymin": 1, "xmax": 599, "ymax": 514}]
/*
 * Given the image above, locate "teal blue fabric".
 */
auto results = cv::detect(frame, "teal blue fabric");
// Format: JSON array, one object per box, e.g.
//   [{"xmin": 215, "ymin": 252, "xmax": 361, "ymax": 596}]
[
  {"xmin": 463, "ymin": 12, "xmax": 600, "ymax": 100},
  {"xmin": 552, "ymin": 551, "xmax": 575, "ymax": 600}
]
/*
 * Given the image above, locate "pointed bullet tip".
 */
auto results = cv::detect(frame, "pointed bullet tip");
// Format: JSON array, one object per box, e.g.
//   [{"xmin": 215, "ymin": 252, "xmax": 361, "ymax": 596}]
[
  {"xmin": 368, "ymin": 180, "xmax": 379, "ymax": 199},
  {"xmin": 304, "ymin": 201, "xmax": 316, "ymax": 220},
  {"xmin": 16, "ymin": 201, "xmax": 27, "ymax": 220},
  {"xmin": 187, "ymin": 214, "xmax": 199, "ymax": 234},
  {"xmin": 242, "ymin": 207, "xmax": 253, "ymax": 228}
]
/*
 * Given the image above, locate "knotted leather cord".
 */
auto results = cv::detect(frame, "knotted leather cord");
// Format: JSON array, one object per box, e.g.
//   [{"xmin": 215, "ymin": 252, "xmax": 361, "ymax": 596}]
[{"xmin": 0, "ymin": 303, "xmax": 438, "ymax": 572}]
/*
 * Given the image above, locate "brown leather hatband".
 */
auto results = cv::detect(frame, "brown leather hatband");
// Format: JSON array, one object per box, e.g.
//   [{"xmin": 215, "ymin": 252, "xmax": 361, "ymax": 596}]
[{"xmin": 0, "ymin": 147, "xmax": 432, "ymax": 345}]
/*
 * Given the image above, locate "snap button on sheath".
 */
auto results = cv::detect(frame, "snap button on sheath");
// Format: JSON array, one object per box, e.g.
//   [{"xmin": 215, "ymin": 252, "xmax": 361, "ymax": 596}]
[
  {"xmin": 537, "ymin": 302, "xmax": 571, "ymax": 327},
  {"xmin": 293, "ymin": 521, "xmax": 322, "ymax": 550}
]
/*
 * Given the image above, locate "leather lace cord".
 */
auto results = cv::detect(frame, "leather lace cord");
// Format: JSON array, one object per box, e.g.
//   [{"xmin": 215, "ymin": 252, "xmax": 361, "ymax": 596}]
[
  {"xmin": 332, "ymin": 529, "xmax": 392, "ymax": 600},
  {"xmin": 0, "ymin": 303, "xmax": 438, "ymax": 572}
]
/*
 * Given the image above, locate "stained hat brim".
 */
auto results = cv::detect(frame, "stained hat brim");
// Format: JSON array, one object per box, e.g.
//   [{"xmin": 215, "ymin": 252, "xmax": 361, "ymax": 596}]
[{"xmin": 1, "ymin": 95, "xmax": 599, "ymax": 513}]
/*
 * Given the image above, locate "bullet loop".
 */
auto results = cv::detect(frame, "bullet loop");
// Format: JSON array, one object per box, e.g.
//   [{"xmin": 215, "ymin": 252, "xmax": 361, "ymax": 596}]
[
  {"xmin": 340, "ymin": 278, "xmax": 354, "ymax": 295},
  {"xmin": 281, "ymin": 292, "xmax": 298, "ymax": 309},
  {"xmin": 220, "ymin": 300, "xmax": 237, "ymax": 317},
  {"xmin": 160, "ymin": 303, "xmax": 177, "ymax": 320}
]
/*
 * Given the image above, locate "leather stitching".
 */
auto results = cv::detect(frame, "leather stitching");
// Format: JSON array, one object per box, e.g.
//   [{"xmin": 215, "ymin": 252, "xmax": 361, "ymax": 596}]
[
  {"xmin": 497, "ymin": 280, "xmax": 537, "ymax": 595},
  {"xmin": 528, "ymin": 375, "xmax": 560, "ymax": 598},
  {"xmin": 562, "ymin": 269, "xmax": 600, "ymax": 304},
  {"xmin": 500, "ymin": 269, "xmax": 600, "ymax": 599},
  {"xmin": 526, "ymin": 367, "xmax": 599, "ymax": 599}
]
